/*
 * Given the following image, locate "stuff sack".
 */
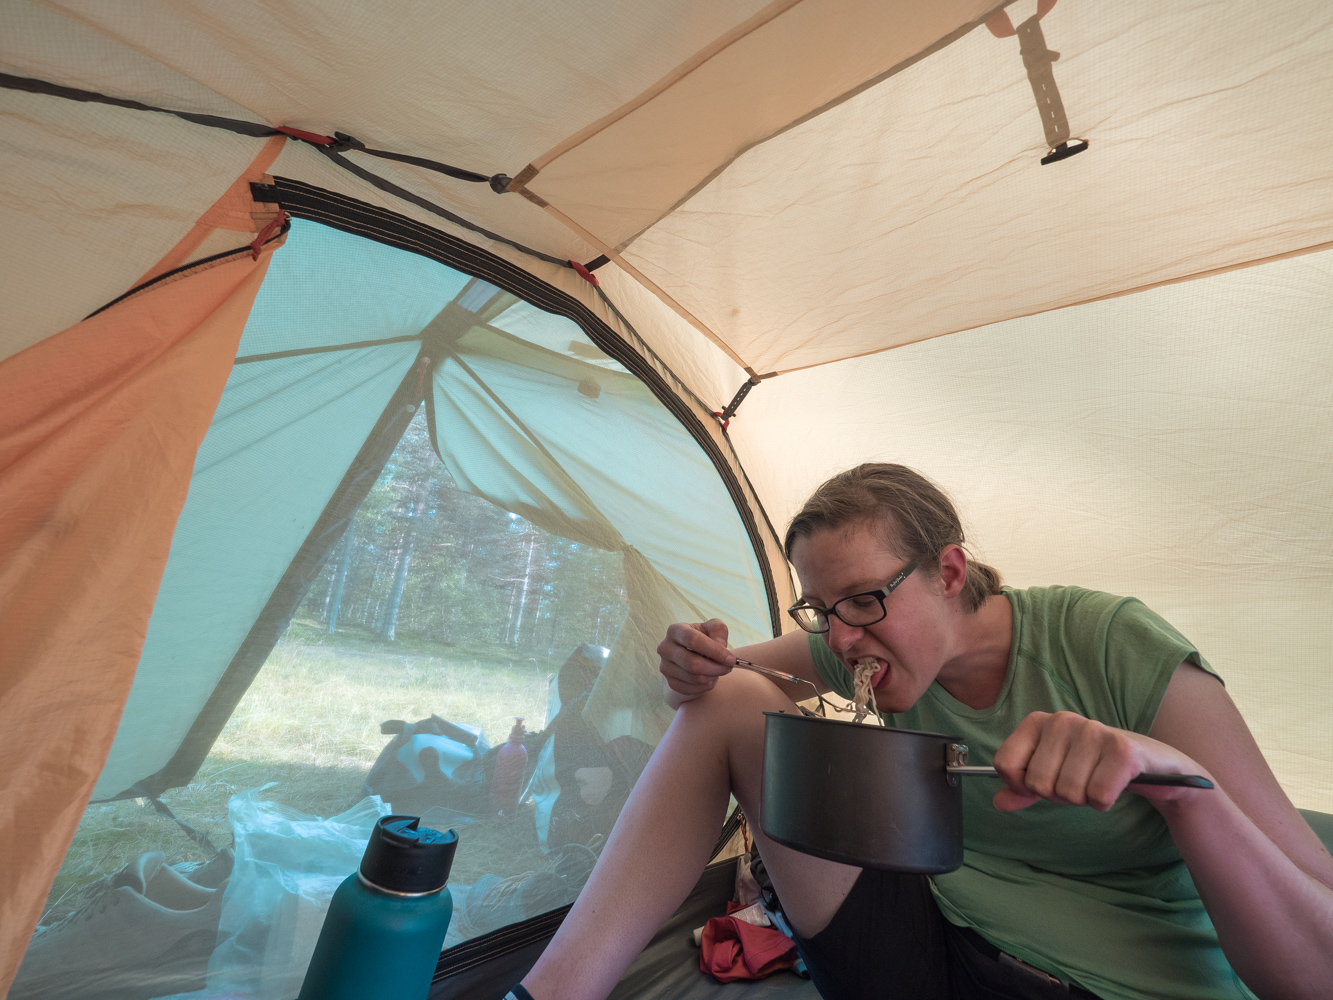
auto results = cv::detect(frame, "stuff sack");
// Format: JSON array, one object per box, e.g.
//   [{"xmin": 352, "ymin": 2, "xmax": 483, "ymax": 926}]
[
  {"xmin": 363, "ymin": 715, "xmax": 492, "ymax": 817},
  {"xmin": 203, "ymin": 788, "xmax": 391, "ymax": 1000}
]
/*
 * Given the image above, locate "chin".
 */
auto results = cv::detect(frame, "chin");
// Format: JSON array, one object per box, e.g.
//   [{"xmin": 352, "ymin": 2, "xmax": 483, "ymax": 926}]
[
  {"xmin": 874, "ymin": 682, "xmax": 928, "ymax": 715},
  {"xmin": 873, "ymin": 695, "xmax": 910, "ymax": 715}
]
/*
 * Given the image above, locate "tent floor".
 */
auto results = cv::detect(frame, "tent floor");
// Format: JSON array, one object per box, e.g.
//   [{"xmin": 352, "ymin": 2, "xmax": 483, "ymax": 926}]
[{"xmin": 430, "ymin": 856, "xmax": 817, "ymax": 1000}]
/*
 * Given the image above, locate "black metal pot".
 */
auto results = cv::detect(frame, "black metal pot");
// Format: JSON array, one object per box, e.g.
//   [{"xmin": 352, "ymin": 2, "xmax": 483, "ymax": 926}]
[{"xmin": 759, "ymin": 711, "xmax": 1212, "ymax": 874}]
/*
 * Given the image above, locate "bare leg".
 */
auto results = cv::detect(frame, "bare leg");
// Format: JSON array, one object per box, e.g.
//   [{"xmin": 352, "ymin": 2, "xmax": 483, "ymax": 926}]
[{"xmin": 522, "ymin": 669, "xmax": 862, "ymax": 1000}]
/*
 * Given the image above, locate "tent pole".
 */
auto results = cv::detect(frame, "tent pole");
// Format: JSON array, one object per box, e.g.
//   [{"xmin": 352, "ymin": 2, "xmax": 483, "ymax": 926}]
[{"xmin": 104, "ymin": 352, "xmax": 428, "ymax": 800}]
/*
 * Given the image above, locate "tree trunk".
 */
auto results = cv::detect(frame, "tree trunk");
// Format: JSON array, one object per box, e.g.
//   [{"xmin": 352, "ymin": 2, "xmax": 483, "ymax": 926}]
[
  {"xmin": 326, "ymin": 527, "xmax": 354, "ymax": 634},
  {"xmin": 512, "ymin": 527, "xmax": 537, "ymax": 648},
  {"xmin": 381, "ymin": 503, "xmax": 422, "ymax": 641}
]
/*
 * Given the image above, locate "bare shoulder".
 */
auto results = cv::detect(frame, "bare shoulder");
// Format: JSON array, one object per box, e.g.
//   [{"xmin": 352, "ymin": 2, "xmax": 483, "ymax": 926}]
[{"xmin": 1151, "ymin": 662, "xmax": 1333, "ymax": 884}]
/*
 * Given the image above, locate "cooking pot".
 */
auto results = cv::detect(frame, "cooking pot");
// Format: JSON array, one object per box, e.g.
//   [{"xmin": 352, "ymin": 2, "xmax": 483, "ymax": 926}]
[{"xmin": 759, "ymin": 710, "xmax": 1213, "ymax": 874}]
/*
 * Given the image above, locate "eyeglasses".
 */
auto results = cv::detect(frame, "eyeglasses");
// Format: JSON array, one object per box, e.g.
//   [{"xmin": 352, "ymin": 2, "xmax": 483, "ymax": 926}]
[{"xmin": 786, "ymin": 561, "xmax": 918, "ymax": 634}]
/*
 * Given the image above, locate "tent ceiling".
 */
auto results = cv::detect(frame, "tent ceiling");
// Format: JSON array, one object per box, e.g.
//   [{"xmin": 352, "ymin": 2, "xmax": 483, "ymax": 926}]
[
  {"xmin": 621, "ymin": 0, "xmax": 1333, "ymax": 374},
  {"xmin": 512, "ymin": 0, "xmax": 1003, "ymax": 250},
  {"xmin": 8, "ymin": 2, "xmax": 1328, "ymax": 381},
  {"xmin": 2, "ymin": 0, "xmax": 775, "ymax": 276}
]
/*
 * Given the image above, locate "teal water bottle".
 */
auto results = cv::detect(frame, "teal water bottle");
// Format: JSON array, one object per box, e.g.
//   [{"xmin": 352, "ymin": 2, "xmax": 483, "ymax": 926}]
[{"xmin": 297, "ymin": 815, "xmax": 458, "ymax": 1000}]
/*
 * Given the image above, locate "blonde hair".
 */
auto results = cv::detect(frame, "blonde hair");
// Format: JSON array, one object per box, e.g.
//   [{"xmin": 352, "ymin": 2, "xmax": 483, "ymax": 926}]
[{"xmin": 784, "ymin": 464, "xmax": 1002, "ymax": 612}]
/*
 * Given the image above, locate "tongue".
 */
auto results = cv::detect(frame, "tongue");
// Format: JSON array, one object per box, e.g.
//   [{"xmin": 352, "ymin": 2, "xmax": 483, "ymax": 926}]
[{"xmin": 871, "ymin": 661, "xmax": 889, "ymax": 689}]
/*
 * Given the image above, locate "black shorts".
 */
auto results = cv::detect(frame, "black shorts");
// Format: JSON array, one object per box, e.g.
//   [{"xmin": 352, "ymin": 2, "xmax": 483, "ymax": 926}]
[{"xmin": 791, "ymin": 868, "xmax": 1101, "ymax": 1000}]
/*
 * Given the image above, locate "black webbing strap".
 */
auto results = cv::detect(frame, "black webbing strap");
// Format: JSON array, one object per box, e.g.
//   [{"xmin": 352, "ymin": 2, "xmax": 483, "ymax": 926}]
[
  {"xmin": 83, "ymin": 216, "xmax": 292, "ymax": 321},
  {"xmin": 326, "ymin": 131, "xmax": 512, "ymax": 192},
  {"xmin": 719, "ymin": 376, "xmax": 761, "ymax": 423},
  {"xmin": 0, "ymin": 74, "xmax": 509, "ymax": 186},
  {"xmin": 262, "ymin": 153, "xmax": 570, "ymax": 267},
  {"xmin": 0, "ymin": 72, "xmax": 277, "ymax": 137},
  {"xmin": 5, "ymin": 72, "xmax": 610, "ymax": 280}
]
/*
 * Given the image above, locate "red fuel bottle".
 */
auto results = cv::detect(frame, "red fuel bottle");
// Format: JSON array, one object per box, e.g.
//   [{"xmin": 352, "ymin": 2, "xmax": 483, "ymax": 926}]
[{"xmin": 491, "ymin": 717, "xmax": 528, "ymax": 816}]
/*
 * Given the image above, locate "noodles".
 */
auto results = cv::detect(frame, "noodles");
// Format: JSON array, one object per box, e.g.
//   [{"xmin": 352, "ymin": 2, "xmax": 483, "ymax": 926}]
[{"xmin": 851, "ymin": 657, "xmax": 880, "ymax": 724}]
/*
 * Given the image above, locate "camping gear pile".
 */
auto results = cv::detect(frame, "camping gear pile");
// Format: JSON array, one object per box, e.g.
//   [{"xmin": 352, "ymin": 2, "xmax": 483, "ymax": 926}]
[{"xmin": 3, "ymin": 2, "xmax": 1333, "ymax": 998}]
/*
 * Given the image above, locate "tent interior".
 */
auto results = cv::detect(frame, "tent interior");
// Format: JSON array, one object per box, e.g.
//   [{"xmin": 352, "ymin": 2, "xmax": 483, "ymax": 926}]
[{"xmin": 2, "ymin": 1, "xmax": 1331, "ymax": 999}]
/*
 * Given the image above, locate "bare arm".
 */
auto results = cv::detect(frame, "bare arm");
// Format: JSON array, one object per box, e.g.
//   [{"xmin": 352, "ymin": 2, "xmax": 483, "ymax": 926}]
[
  {"xmin": 657, "ymin": 621, "xmax": 820, "ymax": 708},
  {"xmin": 1148, "ymin": 664, "xmax": 1333, "ymax": 1000},
  {"xmin": 991, "ymin": 663, "xmax": 1333, "ymax": 999}
]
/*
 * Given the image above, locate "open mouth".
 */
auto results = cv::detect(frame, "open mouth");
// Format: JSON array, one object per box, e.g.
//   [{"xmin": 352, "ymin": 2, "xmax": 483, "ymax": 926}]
[
  {"xmin": 870, "ymin": 658, "xmax": 890, "ymax": 690},
  {"xmin": 850, "ymin": 656, "xmax": 890, "ymax": 690}
]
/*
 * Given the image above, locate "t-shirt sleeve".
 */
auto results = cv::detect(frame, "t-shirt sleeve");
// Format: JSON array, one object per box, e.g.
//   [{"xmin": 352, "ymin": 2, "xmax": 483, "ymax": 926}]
[
  {"xmin": 1102, "ymin": 597, "xmax": 1220, "ymax": 735},
  {"xmin": 806, "ymin": 632, "xmax": 856, "ymax": 701}
]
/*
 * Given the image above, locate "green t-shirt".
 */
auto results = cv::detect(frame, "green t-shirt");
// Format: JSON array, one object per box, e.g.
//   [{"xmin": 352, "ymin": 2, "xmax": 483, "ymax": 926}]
[{"xmin": 808, "ymin": 585, "xmax": 1256, "ymax": 1000}]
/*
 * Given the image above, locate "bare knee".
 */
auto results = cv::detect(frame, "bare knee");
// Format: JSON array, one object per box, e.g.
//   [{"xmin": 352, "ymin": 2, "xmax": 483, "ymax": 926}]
[
  {"xmin": 665, "ymin": 669, "xmax": 796, "ymax": 793},
  {"xmin": 674, "ymin": 667, "xmax": 797, "ymax": 729}
]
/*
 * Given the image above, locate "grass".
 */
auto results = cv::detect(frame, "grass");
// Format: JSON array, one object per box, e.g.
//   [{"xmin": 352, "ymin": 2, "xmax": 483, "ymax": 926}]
[{"xmin": 43, "ymin": 626, "xmax": 560, "ymax": 924}]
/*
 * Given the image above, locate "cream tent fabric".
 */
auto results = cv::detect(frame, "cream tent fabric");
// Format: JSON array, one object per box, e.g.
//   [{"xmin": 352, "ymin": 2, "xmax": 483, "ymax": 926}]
[
  {"xmin": 3, "ymin": 0, "xmax": 1333, "ymax": 992},
  {"xmin": 6, "ymin": 1, "xmax": 1331, "ymax": 372},
  {"xmin": 727, "ymin": 248, "xmax": 1333, "ymax": 811},
  {"xmin": 618, "ymin": 0, "xmax": 1333, "ymax": 374}
]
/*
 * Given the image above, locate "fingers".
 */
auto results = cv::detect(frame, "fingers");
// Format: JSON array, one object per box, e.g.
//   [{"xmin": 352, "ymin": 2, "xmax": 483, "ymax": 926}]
[
  {"xmin": 992, "ymin": 786, "xmax": 1041, "ymax": 812},
  {"xmin": 991, "ymin": 711, "xmax": 1044, "ymax": 809},
  {"xmin": 993, "ymin": 712, "xmax": 1143, "ymax": 812},
  {"xmin": 657, "ymin": 620, "xmax": 736, "ymax": 700},
  {"xmin": 664, "ymin": 620, "xmax": 734, "ymax": 672},
  {"xmin": 699, "ymin": 619, "xmax": 730, "ymax": 647}
]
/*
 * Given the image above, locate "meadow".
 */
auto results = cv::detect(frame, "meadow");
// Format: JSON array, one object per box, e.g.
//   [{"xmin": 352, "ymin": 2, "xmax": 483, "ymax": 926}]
[{"xmin": 43, "ymin": 622, "xmax": 560, "ymax": 924}]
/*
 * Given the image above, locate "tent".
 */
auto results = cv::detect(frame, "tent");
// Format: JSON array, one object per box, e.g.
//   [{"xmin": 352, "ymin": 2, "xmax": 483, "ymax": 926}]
[{"xmin": 3, "ymin": 0, "xmax": 1332, "ymax": 997}]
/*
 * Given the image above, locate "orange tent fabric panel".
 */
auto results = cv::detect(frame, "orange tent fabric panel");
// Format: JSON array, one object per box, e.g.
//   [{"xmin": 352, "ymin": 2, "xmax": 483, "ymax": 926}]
[{"xmin": 0, "ymin": 248, "xmax": 275, "ymax": 995}]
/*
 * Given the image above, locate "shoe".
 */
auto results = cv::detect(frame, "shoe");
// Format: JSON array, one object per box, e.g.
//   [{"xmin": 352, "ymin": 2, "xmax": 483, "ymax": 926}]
[
  {"xmin": 11, "ymin": 851, "xmax": 227, "ymax": 1000},
  {"xmin": 171, "ymin": 846, "xmax": 234, "ymax": 889}
]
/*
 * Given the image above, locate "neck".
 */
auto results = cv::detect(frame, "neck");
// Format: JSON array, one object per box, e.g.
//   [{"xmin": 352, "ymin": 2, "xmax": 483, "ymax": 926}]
[{"xmin": 934, "ymin": 592, "xmax": 1013, "ymax": 710}]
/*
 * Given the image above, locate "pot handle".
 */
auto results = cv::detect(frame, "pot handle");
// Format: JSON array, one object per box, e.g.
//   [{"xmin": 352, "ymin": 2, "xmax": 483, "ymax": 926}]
[{"xmin": 945, "ymin": 745, "xmax": 1214, "ymax": 789}]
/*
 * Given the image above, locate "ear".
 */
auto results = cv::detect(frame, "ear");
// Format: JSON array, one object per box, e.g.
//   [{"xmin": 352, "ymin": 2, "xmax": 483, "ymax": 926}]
[{"xmin": 937, "ymin": 545, "xmax": 968, "ymax": 599}]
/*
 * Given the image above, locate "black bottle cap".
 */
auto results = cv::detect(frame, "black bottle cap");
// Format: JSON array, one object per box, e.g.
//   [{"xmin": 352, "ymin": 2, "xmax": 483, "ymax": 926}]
[{"xmin": 359, "ymin": 815, "xmax": 458, "ymax": 894}]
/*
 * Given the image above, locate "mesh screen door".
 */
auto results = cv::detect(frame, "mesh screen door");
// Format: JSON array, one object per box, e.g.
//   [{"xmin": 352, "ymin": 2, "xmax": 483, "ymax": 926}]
[{"xmin": 15, "ymin": 218, "xmax": 772, "ymax": 1000}]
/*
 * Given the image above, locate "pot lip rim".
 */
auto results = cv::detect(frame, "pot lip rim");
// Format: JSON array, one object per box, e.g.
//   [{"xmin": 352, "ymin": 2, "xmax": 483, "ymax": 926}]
[{"xmin": 763, "ymin": 711, "xmax": 962, "ymax": 742}]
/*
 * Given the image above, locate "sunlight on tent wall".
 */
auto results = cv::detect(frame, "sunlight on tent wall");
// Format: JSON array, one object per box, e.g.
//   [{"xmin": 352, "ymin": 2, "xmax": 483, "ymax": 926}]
[{"xmin": 729, "ymin": 250, "xmax": 1333, "ymax": 812}]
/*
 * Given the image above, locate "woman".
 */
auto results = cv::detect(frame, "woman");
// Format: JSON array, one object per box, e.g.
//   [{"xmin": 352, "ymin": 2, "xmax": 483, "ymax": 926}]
[{"xmin": 512, "ymin": 464, "xmax": 1333, "ymax": 999}]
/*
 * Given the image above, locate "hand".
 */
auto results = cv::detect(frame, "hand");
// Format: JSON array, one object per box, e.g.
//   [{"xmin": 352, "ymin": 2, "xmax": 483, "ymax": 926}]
[
  {"xmin": 992, "ymin": 711, "xmax": 1213, "ymax": 812},
  {"xmin": 658, "ymin": 619, "xmax": 735, "ymax": 705}
]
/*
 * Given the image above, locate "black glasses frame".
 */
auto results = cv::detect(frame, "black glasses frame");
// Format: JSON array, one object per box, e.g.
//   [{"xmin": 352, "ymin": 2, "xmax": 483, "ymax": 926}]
[{"xmin": 786, "ymin": 560, "xmax": 918, "ymax": 634}]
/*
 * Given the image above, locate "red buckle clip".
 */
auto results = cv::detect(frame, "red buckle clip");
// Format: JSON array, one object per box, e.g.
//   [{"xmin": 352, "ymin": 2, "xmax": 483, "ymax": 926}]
[
  {"xmin": 569, "ymin": 259, "xmax": 600, "ymax": 286},
  {"xmin": 274, "ymin": 125, "xmax": 337, "ymax": 146},
  {"xmin": 250, "ymin": 210, "xmax": 290, "ymax": 260}
]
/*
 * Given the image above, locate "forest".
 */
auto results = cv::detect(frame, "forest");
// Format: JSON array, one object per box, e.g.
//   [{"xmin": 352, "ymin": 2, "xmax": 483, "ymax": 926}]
[{"xmin": 296, "ymin": 413, "xmax": 630, "ymax": 660}]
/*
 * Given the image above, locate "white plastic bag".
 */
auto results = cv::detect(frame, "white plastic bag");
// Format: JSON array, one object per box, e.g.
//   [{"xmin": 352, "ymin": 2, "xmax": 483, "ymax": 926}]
[{"xmin": 203, "ymin": 788, "xmax": 391, "ymax": 1000}]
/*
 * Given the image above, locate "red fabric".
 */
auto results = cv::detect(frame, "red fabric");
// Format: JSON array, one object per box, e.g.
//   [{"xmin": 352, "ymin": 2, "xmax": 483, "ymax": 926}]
[
  {"xmin": 274, "ymin": 125, "xmax": 337, "ymax": 145},
  {"xmin": 699, "ymin": 906, "xmax": 798, "ymax": 983},
  {"xmin": 569, "ymin": 259, "xmax": 600, "ymax": 286}
]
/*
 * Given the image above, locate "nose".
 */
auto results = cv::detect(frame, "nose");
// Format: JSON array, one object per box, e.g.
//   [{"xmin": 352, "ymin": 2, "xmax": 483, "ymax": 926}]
[{"xmin": 825, "ymin": 615, "xmax": 863, "ymax": 654}]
